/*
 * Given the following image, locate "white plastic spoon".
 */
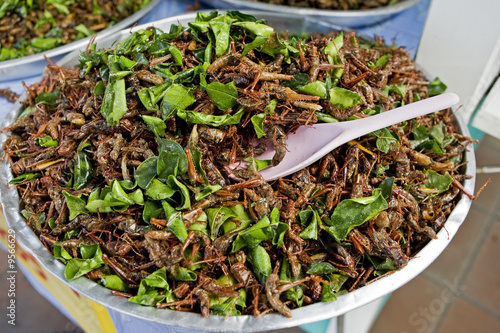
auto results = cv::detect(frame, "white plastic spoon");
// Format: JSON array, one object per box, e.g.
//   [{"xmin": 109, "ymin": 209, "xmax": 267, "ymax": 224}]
[{"xmin": 258, "ymin": 92, "xmax": 460, "ymax": 181}]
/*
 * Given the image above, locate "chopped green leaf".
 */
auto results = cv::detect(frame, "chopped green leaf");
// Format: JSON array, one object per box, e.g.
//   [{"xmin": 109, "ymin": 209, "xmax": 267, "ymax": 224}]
[
  {"xmin": 9, "ymin": 173, "xmax": 39, "ymax": 185},
  {"xmin": 328, "ymin": 87, "xmax": 362, "ymax": 109},
  {"xmin": 161, "ymin": 84, "xmax": 194, "ymax": 119},
  {"xmin": 428, "ymin": 77, "xmax": 447, "ymax": 96},
  {"xmin": 62, "ymin": 190, "xmax": 88, "ymax": 220},
  {"xmin": 177, "ymin": 107, "xmax": 245, "ymax": 127},
  {"xmin": 206, "ymin": 81, "xmax": 238, "ymax": 111},
  {"xmin": 324, "ymin": 188, "xmax": 388, "ymax": 241},
  {"xmin": 307, "ymin": 262, "xmax": 337, "ymax": 275}
]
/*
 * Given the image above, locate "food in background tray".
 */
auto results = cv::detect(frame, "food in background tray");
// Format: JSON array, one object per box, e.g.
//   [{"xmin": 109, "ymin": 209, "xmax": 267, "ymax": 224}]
[
  {"xmin": 250, "ymin": 0, "xmax": 404, "ymax": 10},
  {"xmin": 2, "ymin": 11, "xmax": 475, "ymax": 318},
  {"xmin": 0, "ymin": 0, "xmax": 151, "ymax": 61}
]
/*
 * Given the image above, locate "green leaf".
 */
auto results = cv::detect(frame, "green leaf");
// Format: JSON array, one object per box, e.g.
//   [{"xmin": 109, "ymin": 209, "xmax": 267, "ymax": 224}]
[
  {"xmin": 324, "ymin": 188, "xmax": 388, "ymax": 241},
  {"xmin": 323, "ymin": 33, "xmax": 344, "ymax": 82},
  {"xmin": 100, "ymin": 79, "xmax": 128, "ymax": 127},
  {"xmin": 94, "ymin": 80, "xmax": 105, "ymax": 95},
  {"xmin": 166, "ymin": 175, "xmax": 191, "ymax": 210},
  {"xmin": 9, "ymin": 173, "xmax": 39, "ymax": 185},
  {"xmin": 64, "ymin": 244, "xmax": 103, "ymax": 280},
  {"xmin": 226, "ymin": 10, "xmax": 260, "ymax": 22},
  {"xmin": 286, "ymin": 73, "xmax": 311, "ymax": 89},
  {"xmin": 36, "ymin": 135, "xmax": 59, "ymax": 147},
  {"xmin": 101, "ymin": 275, "xmax": 129, "ymax": 292},
  {"xmin": 171, "ymin": 265, "xmax": 197, "ymax": 281},
  {"xmin": 35, "ymin": 89, "xmax": 59, "ymax": 106},
  {"xmin": 31, "ymin": 37, "xmax": 63, "ymax": 51},
  {"xmin": 177, "ymin": 107, "xmax": 245, "ymax": 127},
  {"xmin": 231, "ymin": 211, "xmax": 288, "ymax": 252},
  {"xmin": 157, "ymin": 139, "xmax": 188, "ymax": 177},
  {"xmin": 53, "ymin": 241, "xmax": 72, "ymax": 264},
  {"xmin": 316, "ymin": 112, "xmax": 339, "ymax": 123},
  {"xmin": 280, "ymin": 258, "xmax": 305, "ymax": 307},
  {"xmin": 73, "ymin": 151, "xmax": 93, "ymax": 190},
  {"xmin": 169, "ymin": 46, "xmax": 183, "ymax": 66},
  {"xmin": 141, "ymin": 115, "xmax": 166, "ymax": 137},
  {"xmin": 365, "ymin": 255, "xmax": 395, "ymax": 275},
  {"xmin": 321, "ymin": 273, "xmax": 349, "ymax": 302},
  {"xmin": 306, "ymin": 262, "xmax": 337, "ymax": 275},
  {"xmin": 247, "ymin": 245, "xmax": 272, "ymax": 284},
  {"xmin": 118, "ymin": 55, "xmax": 136, "ymax": 70},
  {"xmin": 382, "ymin": 85, "xmax": 407, "ymax": 100},
  {"xmin": 145, "ymin": 179, "xmax": 176, "ymax": 201},
  {"xmin": 108, "ymin": 179, "xmax": 143, "ymax": 205},
  {"xmin": 328, "ymin": 87, "xmax": 362, "ymax": 109},
  {"xmin": 206, "ymin": 206, "xmax": 237, "ymax": 240},
  {"xmin": 138, "ymin": 82, "xmax": 171, "ymax": 111},
  {"xmin": 368, "ymin": 55, "xmax": 389, "ymax": 69},
  {"xmin": 21, "ymin": 209, "xmax": 45, "ymax": 232},
  {"xmin": 251, "ymin": 113, "xmax": 266, "ymax": 138},
  {"xmin": 260, "ymin": 32, "xmax": 285, "ymax": 58},
  {"xmin": 371, "ymin": 127, "xmax": 399, "ymax": 153},
  {"xmin": 251, "ymin": 158, "xmax": 273, "ymax": 172},
  {"xmin": 429, "ymin": 122, "xmax": 445, "ymax": 148},
  {"xmin": 298, "ymin": 206, "xmax": 319, "ymax": 240},
  {"xmin": 409, "ymin": 125, "xmax": 430, "ymax": 148},
  {"xmin": 232, "ymin": 215, "xmax": 271, "ymax": 252},
  {"xmin": 62, "ymin": 191, "xmax": 88, "ymax": 220},
  {"xmin": 428, "ymin": 77, "xmax": 447, "ymax": 96},
  {"xmin": 241, "ymin": 35, "xmax": 268, "ymax": 57},
  {"xmin": 422, "ymin": 170, "xmax": 453, "ymax": 196},
  {"xmin": 142, "ymin": 200, "xmax": 163, "ymax": 223},
  {"xmin": 233, "ymin": 21, "xmax": 273, "ymax": 37},
  {"xmin": 167, "ymin": 211, "xmax": 188, "ymax": 243},
  {"xmin": 195, "ymin": 184, "xmax": 222, "ymax": 201},
  {"xmin": 135, "ymin": 157, "xmax": 158, "ymax": 189},
  {"xmin": 296, "ymin": 81, "xmax": 328, "ymax": 99},
  {"xmin": 116, "ymin": 29, "xmax": 152, "ymax": 55},
  {"xmin": 139, "ymin": 266, "xmax": 169, "ymax": 291},
  {"xmin": 378, "ymin": 177, "xmax": 395, "ymax": 200},
  {"xmin": 221, "ymin": 204, "xmax": 253, "ymax": 234},
  {"xmin": 213, "ymin": 22, "xmax": 231, "ymax": 57},
  {"xmin": 159, "ymin": 22, "xmax": 185, "ymax": 40},
  {"xmin": 160, "ymin": 84, "xmax": 194, "ymax": 119},
  {"xmin": 264, "ymin": 99, "xmax": 278, "ymax": 114},
  {"xmin": 129, "ymin": 267, "xmax": 173, "ymax": 306},
  {"xmin": 75, "ymin": 23, "xmax": 94, "ymax": 37},
  {"xmin": 206, "ymin": 81, "xmax": 238, "ymax": 111}
]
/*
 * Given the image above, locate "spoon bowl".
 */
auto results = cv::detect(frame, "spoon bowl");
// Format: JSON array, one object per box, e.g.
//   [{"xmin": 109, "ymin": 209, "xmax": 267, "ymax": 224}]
[{"xmin": 259, "ymin": 92, "xmax": 460, "ymax": 180}]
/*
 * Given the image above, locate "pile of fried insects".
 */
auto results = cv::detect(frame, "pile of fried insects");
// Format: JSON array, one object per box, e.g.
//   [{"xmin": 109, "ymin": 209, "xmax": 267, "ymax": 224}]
[
  {"xmin": 0, "ymin": 0, "xmax": 151, "ymax": 61},
  {"xmin": 251, "ymin": 0, "xmax": 404, "ymax": 10},
  {"xmin": 3, "ymin": 11, "xmax": 475, "ymax": 318}
]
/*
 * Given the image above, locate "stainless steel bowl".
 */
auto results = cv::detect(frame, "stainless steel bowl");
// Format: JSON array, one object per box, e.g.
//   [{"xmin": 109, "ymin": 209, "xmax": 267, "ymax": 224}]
[
  {"xmin": 200, "ymin": 0, "xmax": 422, "ymax": 27},
  {"xmin": 0, "ymin": 0, "xmax": 161, "ymax": 82},
  {"xmin": 0, "ymin": 11, "xmax": 475, "ymax": 332}
]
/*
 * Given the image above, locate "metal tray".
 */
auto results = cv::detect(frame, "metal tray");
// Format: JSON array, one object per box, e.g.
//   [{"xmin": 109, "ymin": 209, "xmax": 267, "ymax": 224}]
[
  {"xmin": 200, "ymin": 0, "xmax": 422, "ymax": 27},
  {"xmin": 0, "ymin": 0, "xmax": 161, "ymax": 82},
  {"xmin": 0, "ymin": 11, "xmax": 475, "ymax": 333}
]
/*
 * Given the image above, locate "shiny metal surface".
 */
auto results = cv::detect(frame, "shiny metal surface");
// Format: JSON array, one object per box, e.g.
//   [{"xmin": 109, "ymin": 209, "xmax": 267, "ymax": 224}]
[
  {"xmin": 0, "ymin": 12, "xmax": 475, "ymax": 332},
  {"xmin": 200, "ymin": 0, "xmax": 421, "ymax": 27},
  {"xmin": 0, "ymin": 0, "xmax": 161, "ymax": 82}
]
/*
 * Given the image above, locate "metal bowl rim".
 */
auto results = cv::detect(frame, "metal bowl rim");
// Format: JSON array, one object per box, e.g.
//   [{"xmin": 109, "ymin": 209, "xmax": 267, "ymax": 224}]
[
  {"xmin": 0, "ymin": 11, "xmax": 475, "ymax": 333},
  {"xmin": 199, "ymin": 0, "xmax": 422, "ymax": 18}
]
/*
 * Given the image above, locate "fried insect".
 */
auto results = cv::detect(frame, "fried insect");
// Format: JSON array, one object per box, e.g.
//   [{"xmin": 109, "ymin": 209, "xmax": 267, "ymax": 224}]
[{"xmin": 2, "ymin": 12, "xmax": 476, "ymax": 319}]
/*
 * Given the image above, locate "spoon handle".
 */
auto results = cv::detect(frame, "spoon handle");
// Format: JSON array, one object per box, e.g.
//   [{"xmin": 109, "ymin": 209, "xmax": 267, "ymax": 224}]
[
  {"xmin": 330, "ymin": 92, "xmax": 460, "ymax": 143},
  {"xmin": 260, "ymin": 93, "xmax": 459, "ymax": 181}
]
